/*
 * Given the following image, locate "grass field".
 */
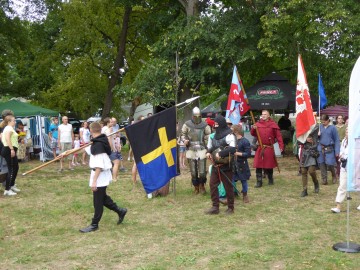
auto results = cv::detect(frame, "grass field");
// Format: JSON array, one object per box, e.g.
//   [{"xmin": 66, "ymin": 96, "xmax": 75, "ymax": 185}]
[{"xmin": 1, "ymin": 154, "xmax": 360, "ymax": 270}]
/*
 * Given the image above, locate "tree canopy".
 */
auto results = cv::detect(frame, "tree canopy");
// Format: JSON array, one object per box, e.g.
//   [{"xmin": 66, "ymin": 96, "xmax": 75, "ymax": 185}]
[{"xmin": 0, "ymin": 0, "xmax": 358, "ymax": 119}]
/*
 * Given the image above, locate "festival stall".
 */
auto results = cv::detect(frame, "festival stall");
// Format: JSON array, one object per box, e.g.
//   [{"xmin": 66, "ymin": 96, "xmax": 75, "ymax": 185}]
[
  {"xmin": 0, "ymin": 100, "xmax": 59, "ymax": 161},
  {"xmin": 320, "ymin": 105, "xmax": 348, "ymax": 118},
  {"xmin": 246, "ymin": 72, "xmax": 319, "ymax": 112}
]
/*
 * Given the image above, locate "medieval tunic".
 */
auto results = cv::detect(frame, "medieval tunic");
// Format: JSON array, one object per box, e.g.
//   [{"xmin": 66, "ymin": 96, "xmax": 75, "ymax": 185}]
[
  {"xmin": 250, "ymin": 118, "xmax": 284, "ymax": 169},
  {"xmin": 298, "ymin": 125, "xmax": 319, "ymax": 168},
  {"xmin": 233, "ymin": 137, "xmax": 251, "ymax": 182},
  {"xmin": 317, "ymin": 124, "xmax": 340, "ymax": 166},
  {"xmin": 207, "ymin": 115, "xmax": 236, "ymax": 210}
]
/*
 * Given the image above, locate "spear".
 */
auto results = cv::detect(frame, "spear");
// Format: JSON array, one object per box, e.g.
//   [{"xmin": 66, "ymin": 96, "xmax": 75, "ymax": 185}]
[{"xmin": 22, "ymin": 128, "xmax": 125, "ymax": 176}]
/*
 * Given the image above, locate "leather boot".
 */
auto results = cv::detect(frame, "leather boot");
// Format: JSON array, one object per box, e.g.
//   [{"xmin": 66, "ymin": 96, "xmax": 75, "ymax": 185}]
[
  {"xmin": 115, "ymin": 207, "xmax": 127, "ymax": 225},
  {"xmin": 255, "ymin": 176, "xmax": 262, "ymax": 188},
  {"xmin": 225, "ymin": 208, "xmax": 234, "ymax": 215},
  {"xmin": 79, "ymin": 224, "xmax": 98, "ymax": 233},
  {"xmin": 242, "ymin": 192, "xmax": 249, "ymax": 203},
  {"xmin": 255, "ymin": 169, "xmax": 262, "ymax": 188},
  {"xmin": 219, "ymin": 198, "xmax": 228, "ymax": 205},
  {"xmin": 199, "ymin": 183, "xmax": 206, "ymax": 195},
  {"xmin": 268, "ymin": 173, "xmax": 274, "ymax": 185},
  {"xmin": 301, "ymin": 189, "xmax": 308, "ymax": 197},
  {"xmin": 194, "ymin": 185, "xmax": 199, "ymax": 194},
  {"xmin": 205, "ymin": 206, "xmax": 219, "ymax": 215},
  {"xmin": 332, "ymin": 176, "xmax": 337, "ymax": 184},
  {"xmin": 314, "ymin": 182, "xmax": 320, "ymax": 193},
  {"xmin": 322, "ymin": 179, "xmax": 328, "ymax": 185}
]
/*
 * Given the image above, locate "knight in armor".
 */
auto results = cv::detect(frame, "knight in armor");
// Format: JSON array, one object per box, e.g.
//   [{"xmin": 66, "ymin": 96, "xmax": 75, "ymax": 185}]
[
  {"xmin": 181, "ymin": 107, "xmax": 212, "ymax": 194},
  {"xmin": 205, "ymin": 115, "xmax": 237, "ymax": 215}
]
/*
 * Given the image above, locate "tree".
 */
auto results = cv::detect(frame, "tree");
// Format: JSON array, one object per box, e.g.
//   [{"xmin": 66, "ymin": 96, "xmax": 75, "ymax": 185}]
[{"xmin": 258, "ymin": 0, "xmax": 360, "ymax": 105}]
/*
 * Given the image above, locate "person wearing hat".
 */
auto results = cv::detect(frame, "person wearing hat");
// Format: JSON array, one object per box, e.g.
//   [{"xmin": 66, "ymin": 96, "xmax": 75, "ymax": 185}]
[{"xmin": 205, "ymin": 115, "xmax": 236, "ymax": 215}]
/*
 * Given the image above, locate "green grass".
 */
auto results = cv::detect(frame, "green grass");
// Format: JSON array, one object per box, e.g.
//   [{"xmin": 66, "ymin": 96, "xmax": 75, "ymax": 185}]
[{"xmin": 1, "ymin": 155, "xmax": 360, "ymax": 269}]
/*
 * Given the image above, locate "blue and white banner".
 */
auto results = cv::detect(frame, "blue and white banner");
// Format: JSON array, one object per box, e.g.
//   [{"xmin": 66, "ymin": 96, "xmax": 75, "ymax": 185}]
[{"xmin": 347, "ymin": 56, "xmax": 360, "ymax": 192}]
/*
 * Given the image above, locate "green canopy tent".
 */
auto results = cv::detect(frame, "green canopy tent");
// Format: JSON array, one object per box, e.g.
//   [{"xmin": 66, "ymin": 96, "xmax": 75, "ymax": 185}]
[
  {"xmin": 0, "ymin": 100, "xmax": 58, "ymax": 117},
  {"xmin": 0, "ymin": 100, "xmax": 59, "ymax": 161}
]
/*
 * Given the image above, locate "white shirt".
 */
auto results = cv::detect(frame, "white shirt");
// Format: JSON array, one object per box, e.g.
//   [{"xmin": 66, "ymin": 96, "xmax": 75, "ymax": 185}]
[
  {"xmin": 86, "ymin": 146, "xmax": 113, "ymax": 187},
  {"xmin": 74, "ymin": 139, "xmax": 80, "ymax": 149},
  {"xmin": 207, "ymin": 133, "xmax": 236, "ymax": 149},
  {"xmin": 58, "ymin": 123, "xmax": 73, "ymax": 143},
  {"xmin": 80, "ymin": 127, "xmax": 91, "ymax": 143}
]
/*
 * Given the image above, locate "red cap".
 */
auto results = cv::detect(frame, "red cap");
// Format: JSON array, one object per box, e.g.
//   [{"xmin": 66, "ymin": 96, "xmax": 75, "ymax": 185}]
[{"xmin": 206, "ymin": 117, "xmax": 215, "ymax": 127}]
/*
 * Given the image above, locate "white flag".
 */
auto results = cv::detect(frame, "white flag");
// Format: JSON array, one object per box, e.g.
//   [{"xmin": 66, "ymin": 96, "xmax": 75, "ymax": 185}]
[{"xmin": 347, "ymin": 56, "xmax": 360, "ymax": 192}]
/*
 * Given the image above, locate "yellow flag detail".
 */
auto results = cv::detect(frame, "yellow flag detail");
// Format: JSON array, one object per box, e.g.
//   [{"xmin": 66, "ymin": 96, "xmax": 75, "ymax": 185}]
[{"xmin": 141, "ymin": 127, "xmax": 177, "ymax": 166}]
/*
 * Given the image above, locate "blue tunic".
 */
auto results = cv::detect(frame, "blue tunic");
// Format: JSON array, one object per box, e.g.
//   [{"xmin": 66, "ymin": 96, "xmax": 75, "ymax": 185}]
[
  {"xmin": 317, "ymin": 124, "xmax": 340, "ymax": 166},
  {"xmin": 233, "ymin": 137, "xmax": 251, "ymax": 181}
]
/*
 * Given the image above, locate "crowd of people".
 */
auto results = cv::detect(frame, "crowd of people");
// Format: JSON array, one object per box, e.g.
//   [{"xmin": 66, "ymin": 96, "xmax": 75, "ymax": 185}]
[{"xmin": 1, "ymin": 107, "xmax": 359, "ymax": 232}]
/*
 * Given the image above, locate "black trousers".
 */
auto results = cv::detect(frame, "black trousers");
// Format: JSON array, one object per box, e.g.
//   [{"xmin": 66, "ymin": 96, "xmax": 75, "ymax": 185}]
[
  {"xmin": 1, "ymin": 146, "xmax": 19, "ymax": 190},
  {"xmin": 92, "ymin": 186, "xmax": 118, "ymax": 225}
]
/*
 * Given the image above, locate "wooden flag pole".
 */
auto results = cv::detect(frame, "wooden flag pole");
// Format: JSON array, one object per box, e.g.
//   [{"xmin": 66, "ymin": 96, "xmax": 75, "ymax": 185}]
[
  {"xmin": 22, "ymin": 127, "xmax": 125, "ymax": 176},
  {"xmin": 235, "ymin": 69, "xmax": 263, "ymax": 148}
]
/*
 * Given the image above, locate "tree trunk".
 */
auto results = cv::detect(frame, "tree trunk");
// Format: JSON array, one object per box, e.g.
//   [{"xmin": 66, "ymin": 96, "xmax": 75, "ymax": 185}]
[
  {"xmin": 176, "ymin": 0, "xmax": 200, "ymax": 130},
  {"xmin": 129, "ymin": 96, "xmax": 142, "ymax": 121},
  {"xmin": 102, "ymin": 6, "xmax": 132, "ymax": 119},
  {"xmin": 177, "ymin": 81, "xmax": 200, "ymax": 131}
]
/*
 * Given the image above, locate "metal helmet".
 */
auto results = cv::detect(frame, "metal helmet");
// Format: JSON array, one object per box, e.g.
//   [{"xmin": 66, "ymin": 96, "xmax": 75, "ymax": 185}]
[{"xmin": 192, "ymin": 107, "xmax": 202, "ymax": 124}]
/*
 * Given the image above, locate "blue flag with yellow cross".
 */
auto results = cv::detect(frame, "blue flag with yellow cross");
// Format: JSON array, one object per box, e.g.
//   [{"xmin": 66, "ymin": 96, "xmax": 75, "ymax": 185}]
[{"xmin": 125, "ymin": 107, "xmax": 178, "ymax": 193}]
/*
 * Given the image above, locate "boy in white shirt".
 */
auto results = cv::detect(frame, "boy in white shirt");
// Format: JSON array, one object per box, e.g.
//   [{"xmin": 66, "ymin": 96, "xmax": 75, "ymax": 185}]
[{"xmin": 80, "ymin": 122, "xmax": 127, "ymax": 233}]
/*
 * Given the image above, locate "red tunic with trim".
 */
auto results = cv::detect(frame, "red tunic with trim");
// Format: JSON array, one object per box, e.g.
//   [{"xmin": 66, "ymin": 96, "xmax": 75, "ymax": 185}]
[{"xmin": 250, "ymin": 118, "xmax": 284, "ymax": 169}]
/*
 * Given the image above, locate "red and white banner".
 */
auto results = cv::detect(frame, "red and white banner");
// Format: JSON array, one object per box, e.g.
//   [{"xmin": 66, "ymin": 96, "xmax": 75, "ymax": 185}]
[
  {"xmin": 225, "ymin": 66, "xmax": 250, "ymax": 124},
  {"xmin": 295, "ymin": 55, "xmax": 316, "ymax": 144}
]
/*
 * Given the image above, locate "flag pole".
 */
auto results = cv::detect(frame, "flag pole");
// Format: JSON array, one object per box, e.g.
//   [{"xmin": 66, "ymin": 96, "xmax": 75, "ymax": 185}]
[
  {"xmin": 332, "ymin": 56, "xmax": 360, "ymax": 253},
  {"xmin": 22, "ymin": 127, "xmax": 125, "ymax": 176},
  {"xmin": 236, "ymin": 69, "xmax": 280, "ymax": 173}
]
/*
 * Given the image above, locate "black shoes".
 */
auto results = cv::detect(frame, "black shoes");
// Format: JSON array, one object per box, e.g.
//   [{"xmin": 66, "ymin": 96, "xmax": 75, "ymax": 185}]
[
  {"xmin": 117, "ymin": 208, "xmax": 127, "ymax": 225},
  {"xmin": 80, "ymin": 224, "xmax": 98, "ymax": 233},
  {"xmin": 255, "ymin": 181, "xmax": 262, "ymax": 188},
  {"xmin": 301, "ymin": 189, "xmax": 308, "ymax": 197},
  {"xmin": 314, "ymin": 183, "xmax": 320, "ymax": 193},
  {"xmin": 205, "ymin": 206, "xmax": 220, "ymax": 215},
  {"xmin": 225, "ymin": 208, "xmax": 234, "ymax": 215}
]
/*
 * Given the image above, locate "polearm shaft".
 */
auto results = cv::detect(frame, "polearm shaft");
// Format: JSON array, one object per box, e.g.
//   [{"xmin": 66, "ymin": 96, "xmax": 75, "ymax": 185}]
[
  {"xmin": 22, "ymin": 127, "xmax": 125, "ymax": 176},
  {"xmin": 236, "ymin": 68, "xmax": 280, "ymax": 173},
  {"xmin": 235, "ymin": 69, "xmax": 263, "ymax": 149}
]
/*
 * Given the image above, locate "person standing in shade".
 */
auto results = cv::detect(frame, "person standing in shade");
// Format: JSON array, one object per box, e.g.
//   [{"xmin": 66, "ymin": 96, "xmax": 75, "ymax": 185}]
[
  {"xmin": 335, "ymin": 115, "xmax": 346, "ymax": 178},
  {"xmin": 0, "ymin": 115, "xmax": 20, "ymax": 196},
  {"xmin": 232, "ymin": 124, "xmax": 251, "ymax": 203},
  {"xmin": 317, "ymin": 114, "xmax": 340, "ymax": 185},
  {"xmin": 278, "ymin": 112, "xmax": 293, "ymax": 147},
  {"xmin": 79, "ymin": 121, "xmax": 91, "ymax": 165},
  {"xmin": 251, "ymin": 110, "xmax": 284, "ymax": 187},
  {"xmin": 111, "ymin": 117, "xmax": 126, "ymax": 172},
  {"xmin": 58, "ymin": 116, "xmax": 74, "ymax": 171},
  {"xmin": 48, "ymin": 117, "xmax": 59, "ymax": 159},
  {"xmin": 205, "ymin": 115, "xmax": 236, "ymax": 215},
  {"xmin": 80, "ymin": 122, "xmax": 127, "ymax": 233},
  {"xmin": 298, "ymin": 125, "xmax": 320, "ymax": 197}
]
